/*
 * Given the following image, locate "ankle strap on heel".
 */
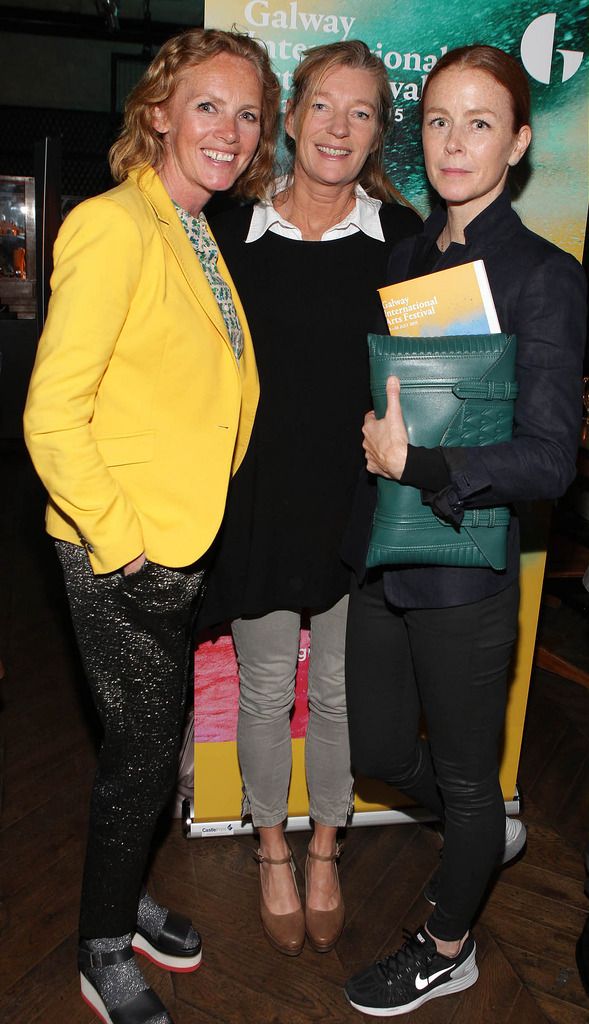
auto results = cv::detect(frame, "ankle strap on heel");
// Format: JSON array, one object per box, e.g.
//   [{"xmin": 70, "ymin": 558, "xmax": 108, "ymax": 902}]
[
  {"xmin": 253, "ymin": 848, "xmax": 295, "ymax": 867},
  {"xmin": 307, "ymin": 842, "xmax": 343, "ymax": 863}
]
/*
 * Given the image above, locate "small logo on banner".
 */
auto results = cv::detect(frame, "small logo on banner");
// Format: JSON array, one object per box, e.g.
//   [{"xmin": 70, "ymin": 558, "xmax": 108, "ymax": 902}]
[
  {"xmin": 520, "ymin": 13, "xmax": 584, "ymax": 84},
  {"xmin": 200, "ymin": 823, "xmax": 234, "ymax": 837}
]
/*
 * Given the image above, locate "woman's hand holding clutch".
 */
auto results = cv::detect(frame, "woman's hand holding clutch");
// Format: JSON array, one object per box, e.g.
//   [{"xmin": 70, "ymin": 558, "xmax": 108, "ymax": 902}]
[{"xmin": 362, "ymin": 376, "xmax": 409, "ymax": 481}]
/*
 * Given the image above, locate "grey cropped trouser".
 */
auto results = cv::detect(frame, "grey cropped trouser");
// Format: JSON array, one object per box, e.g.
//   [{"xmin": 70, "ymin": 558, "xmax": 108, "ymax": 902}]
[{"xmin": 231, "ymin": 594, "xmax": 354, "ymax": 828}]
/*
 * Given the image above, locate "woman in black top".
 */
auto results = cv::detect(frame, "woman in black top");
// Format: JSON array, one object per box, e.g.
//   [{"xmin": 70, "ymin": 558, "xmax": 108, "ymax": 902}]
[
  {"xmin": 344, "ymin": 45, "xmax": 586, "ymax": 1017},
  {"xmin": 201, "ymin": 41, "xmax": 420, "ymax": 957}
]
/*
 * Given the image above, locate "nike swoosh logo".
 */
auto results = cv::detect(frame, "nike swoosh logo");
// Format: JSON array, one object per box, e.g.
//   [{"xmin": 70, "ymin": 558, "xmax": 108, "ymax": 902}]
[{"xmin": 415, "ymin": 964, "xmax": 457, "ymax": 991}]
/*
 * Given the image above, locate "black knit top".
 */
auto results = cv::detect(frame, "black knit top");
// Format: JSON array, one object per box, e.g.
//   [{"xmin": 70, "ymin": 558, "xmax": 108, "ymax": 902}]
[{"xmin": 199, "ymin": 201, "xmax": 421, "ymax": 626}]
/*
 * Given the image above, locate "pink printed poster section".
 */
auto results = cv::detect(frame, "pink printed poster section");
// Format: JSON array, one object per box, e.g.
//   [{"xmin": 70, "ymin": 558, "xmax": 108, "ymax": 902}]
[{"xmin": 194, "ymin": 629, "xmax": 311, "ymax": 742}]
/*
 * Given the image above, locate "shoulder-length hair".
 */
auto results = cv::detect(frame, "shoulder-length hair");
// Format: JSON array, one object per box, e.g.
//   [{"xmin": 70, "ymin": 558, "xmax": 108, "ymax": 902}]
[
  {"xmin": 109, "ymin": 28, "xmax": 281, "ymax": 200},
  {"xmin": 287, "ymin": 40, "xmax": 410, "ymax": 206}
]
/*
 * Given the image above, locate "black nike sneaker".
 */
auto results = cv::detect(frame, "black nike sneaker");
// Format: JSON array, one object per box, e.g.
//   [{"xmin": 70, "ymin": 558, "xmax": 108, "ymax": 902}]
[{"xmin": 344, "ymin": 927, "xmax": 478, "ymax": 1016}]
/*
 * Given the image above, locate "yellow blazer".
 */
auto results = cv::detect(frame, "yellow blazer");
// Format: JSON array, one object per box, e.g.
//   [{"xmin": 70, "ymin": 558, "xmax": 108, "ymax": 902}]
[{"xmin": 24, "ymin": 167, "xmax": 259, "ymax": 574}]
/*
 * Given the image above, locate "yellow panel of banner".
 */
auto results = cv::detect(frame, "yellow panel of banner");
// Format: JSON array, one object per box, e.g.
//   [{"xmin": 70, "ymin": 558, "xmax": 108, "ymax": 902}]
[{"xmin": 191, "ymin": 510, "xmax": 549, "ymax": 833}]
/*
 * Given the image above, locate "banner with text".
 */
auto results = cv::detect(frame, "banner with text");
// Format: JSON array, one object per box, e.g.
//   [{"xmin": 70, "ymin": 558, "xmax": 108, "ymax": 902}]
[{"xmin": 205, "ymin": 0, "xmax": 588, "ymax": 257}]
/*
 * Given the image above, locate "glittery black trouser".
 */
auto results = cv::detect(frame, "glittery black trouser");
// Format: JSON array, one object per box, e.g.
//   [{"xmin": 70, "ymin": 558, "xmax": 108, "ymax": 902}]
[
  {"xmin": 345, "ymin": 570, "xmax": 519, "ymax": 942},
  {"xmin": 56, "ymin": 541, "xmax": 205, "ymax": 939}
]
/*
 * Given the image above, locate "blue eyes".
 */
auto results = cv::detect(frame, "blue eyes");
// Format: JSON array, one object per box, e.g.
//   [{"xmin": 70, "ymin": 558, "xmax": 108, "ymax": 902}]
[
  {"xmin": 428, "ymin": 117, "xmax": 491, "ymax": 130},
  {"xmin": 196, "ymin": 102, "xmax": 258, "ymax": 122},
  {"xmin": 311, "ymin": 102, "xmax": 371, "ymax": 120}
]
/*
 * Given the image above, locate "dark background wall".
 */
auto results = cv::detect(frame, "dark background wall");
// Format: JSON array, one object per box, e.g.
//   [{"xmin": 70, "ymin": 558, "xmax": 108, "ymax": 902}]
[
  {"xmin": 0, "ymin": 1, "xmax": 205, "ymax": 194},
  {"xmin": 0, "ymin": 1, "xmax": 205, "ymax": 435}
]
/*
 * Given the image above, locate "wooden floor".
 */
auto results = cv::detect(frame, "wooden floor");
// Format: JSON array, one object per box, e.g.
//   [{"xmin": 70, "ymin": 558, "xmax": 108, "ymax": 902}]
[{"xmin": 1, "ymin": 440, "xmax": 589, "ymax": 1024}]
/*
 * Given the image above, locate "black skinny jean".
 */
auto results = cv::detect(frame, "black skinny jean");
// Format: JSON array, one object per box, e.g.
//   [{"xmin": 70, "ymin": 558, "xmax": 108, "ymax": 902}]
[
  {"xmin": 57, "ymin": 541, "xmax": 204, "ymax": 939},
  {"xmin": 345, "ymin": 570, "xmax": 519, "ymax": 941}
]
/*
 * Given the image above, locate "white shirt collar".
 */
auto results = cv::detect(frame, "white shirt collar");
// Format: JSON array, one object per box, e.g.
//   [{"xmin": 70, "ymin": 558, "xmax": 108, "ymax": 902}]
[{"xmin": 246, "ymin": 177, "xmax": 384, "ymax": 243}]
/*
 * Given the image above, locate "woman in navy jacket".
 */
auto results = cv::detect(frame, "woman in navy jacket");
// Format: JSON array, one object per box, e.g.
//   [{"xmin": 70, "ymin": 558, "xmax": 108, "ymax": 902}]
[{"xmin": 343, "ymin": 44, "xmax": 586, "ymax": 1018}]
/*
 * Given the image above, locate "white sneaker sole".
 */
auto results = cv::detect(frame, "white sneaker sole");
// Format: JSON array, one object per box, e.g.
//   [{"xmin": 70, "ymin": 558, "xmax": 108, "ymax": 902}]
[
  {"xmin": 502, "ymin": 820, "xmax": 527, "ymax": 864},
  {"xmin": 132, "ymin": 931, "xmax": 202, "ymax": 972},
  {"xmin": 346, "ymin": 947, "xmax": 479, "ymax": 1016}
]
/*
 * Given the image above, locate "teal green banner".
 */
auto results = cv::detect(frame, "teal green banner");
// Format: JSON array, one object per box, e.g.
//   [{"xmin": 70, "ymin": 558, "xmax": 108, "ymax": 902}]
[{"xmin": 205, "ymin": 0, "xmax": 588, "ymax": 257}]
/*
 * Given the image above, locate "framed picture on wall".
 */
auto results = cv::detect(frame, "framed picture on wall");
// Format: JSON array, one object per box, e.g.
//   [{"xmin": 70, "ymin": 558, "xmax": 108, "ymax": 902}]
[{"xmin": 0, "ymin": 175, "xmax": 36, "ymax": 319}]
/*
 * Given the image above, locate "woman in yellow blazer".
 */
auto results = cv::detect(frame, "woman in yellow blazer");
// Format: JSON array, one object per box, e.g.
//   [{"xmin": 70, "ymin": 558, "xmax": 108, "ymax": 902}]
[{"xmin": 24, "ymin": 29, "xmax": 279, "ymax": 1024}]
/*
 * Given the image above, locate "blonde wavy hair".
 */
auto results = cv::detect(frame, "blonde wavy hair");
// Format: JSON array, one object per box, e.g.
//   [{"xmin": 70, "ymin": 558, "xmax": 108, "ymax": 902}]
[
  {"xmin": 109, "ymin": 28, "xmax": 281, "ymax": 200},
  {"xmin": 287, "ymin": 40, "xmax": 410, "ymax": 206}
]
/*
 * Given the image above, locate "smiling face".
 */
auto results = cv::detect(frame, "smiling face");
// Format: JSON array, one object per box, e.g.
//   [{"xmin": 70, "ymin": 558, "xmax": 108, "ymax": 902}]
[
  {"xmin": 286, "ymin": 65, "xmax": 381, "ymax": 191},
  {"xmin": 422, "ymin": 66, "xmax": 531, "ymax": 224},
  {"xmin": 152, "ymin": 52, "xmax": 263, "ymax": 215}
]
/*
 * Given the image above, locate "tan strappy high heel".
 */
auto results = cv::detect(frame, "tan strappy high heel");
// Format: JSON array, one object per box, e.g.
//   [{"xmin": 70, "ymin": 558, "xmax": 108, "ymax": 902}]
[
  {"xmin": 253, "ymin": 848, "xmax": 305, "ymax": 956},
  {"xmin": 305, "ymin": 843, "xmax": 345, "ymax": 953}
]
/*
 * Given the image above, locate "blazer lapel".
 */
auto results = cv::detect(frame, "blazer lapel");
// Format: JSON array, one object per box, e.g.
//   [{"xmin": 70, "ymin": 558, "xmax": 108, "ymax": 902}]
[{"xmin": 134, "ymin": 168, "xmax": 233, "ymax": 347}]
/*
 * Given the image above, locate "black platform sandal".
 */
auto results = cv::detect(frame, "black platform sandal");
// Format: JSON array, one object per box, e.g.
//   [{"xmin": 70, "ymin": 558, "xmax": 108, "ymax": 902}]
[
  {"xmin": 78, "ymin": 945, "xmax": 173, "ymax": 1024},
  {"xmin": 132, "ymin": 908, "xmax": 202, "ymax": 972}
]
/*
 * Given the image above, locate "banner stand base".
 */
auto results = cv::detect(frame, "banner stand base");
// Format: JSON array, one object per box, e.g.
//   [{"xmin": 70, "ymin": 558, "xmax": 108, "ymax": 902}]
[{"xmin": 182, "ymin": 792, "xmax": 521, "ymax": 839}]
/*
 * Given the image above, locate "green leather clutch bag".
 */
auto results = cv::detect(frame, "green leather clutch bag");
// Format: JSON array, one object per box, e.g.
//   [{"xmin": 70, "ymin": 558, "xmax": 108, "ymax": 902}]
[{"xmin": 366, "ymin": 333, "xmax": 518, "ymax": 570}]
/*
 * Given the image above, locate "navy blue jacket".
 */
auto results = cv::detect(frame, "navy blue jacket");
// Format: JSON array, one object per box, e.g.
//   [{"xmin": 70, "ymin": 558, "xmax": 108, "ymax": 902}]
[{"xmin": 343, "ymin": 189, "xmax": 587, "ymax": 608}]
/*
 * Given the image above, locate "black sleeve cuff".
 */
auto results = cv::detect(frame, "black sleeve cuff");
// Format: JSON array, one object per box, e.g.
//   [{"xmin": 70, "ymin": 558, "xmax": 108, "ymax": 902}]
[
  {"xmin": 400, "ymin": 446, "xmax": 494, "ymax": 529},
  {"xmin": 400, "ymin": 445, "xmax": 451, "ymax": 491}
]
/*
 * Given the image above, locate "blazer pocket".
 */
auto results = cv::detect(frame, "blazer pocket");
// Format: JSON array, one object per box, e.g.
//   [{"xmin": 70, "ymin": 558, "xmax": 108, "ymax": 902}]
[{"xmin": 95, "ymin": 430, "xmax": 155, "ymax": 467}]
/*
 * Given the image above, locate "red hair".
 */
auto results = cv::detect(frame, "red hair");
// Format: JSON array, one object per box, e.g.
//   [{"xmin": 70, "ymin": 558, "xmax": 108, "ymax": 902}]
[{"xmin": 421, "ymin": 45, "xmax": 531, "ymax": 131}]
